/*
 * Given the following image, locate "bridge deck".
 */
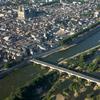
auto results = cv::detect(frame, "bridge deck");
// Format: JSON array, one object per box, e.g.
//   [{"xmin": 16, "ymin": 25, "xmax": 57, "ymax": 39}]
[{"xmin": 30, "ymin": 59, "xmax": 100, "ymax": 86}]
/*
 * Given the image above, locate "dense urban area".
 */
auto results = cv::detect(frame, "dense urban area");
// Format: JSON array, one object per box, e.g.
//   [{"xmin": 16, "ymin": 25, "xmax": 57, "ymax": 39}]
[{"xmin": 0, "ymin": 0, "xmax": 100, "ymax": 100}]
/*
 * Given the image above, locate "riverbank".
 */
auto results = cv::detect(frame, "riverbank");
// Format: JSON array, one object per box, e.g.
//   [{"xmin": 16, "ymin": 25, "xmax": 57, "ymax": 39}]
[
  {"xmin": 40, "ymin": 24, "xmax": 100, "ymax": 58},
  {"xmin": 61, "ymin": 22, "xmax": 100, "ymax": 45},
  {"xmin": 59, "ymin": 45, "xmax": 100, "ymax": 64},
  {"xmin": 43, "ymin": 28, "xmax": 100, "ymax": 64},
  {"xmin": 41, "ymin": 44, "xmax": 76, "ymax": 58}
]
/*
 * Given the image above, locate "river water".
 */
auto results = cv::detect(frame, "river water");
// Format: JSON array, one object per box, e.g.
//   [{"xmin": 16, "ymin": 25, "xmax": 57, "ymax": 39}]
[
  {"xmin": 0, "ymin": 27, "xmax": 100, "ymax": 99},
  {"xmin": 43, "ymin": 30, "xmax": 100, "ymax": 64}
]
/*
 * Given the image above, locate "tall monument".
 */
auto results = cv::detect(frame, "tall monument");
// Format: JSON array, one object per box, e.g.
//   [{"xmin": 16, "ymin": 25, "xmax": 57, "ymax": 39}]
[{"xmin": 18, "ymin": 5, "xmax": 25, "ymax": 20}]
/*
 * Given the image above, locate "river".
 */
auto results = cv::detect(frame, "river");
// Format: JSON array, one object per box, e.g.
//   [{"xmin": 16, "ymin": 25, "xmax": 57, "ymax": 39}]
[
  {"xmin": 0, "ymin": 27, "xmax": 100, "ymax": 99},
  {"xmin": 43, "ymin": 30, "xmax": 100, "ymax": 64}
]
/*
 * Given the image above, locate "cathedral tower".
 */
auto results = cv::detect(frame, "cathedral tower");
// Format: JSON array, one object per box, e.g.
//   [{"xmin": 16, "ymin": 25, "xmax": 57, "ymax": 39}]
[{"xmin": 18, "ymin": 5, "xmax": 25, "ymax": 20}]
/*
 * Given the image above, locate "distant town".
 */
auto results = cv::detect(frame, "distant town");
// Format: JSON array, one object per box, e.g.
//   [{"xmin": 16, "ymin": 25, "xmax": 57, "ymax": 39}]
[
  {"xmin": 0, "ymin": 0, "xmax": 100, "ymax": 70},
  {"xmin": 0, "ymin": 0, "xmax": 100, "ymax": 100}
]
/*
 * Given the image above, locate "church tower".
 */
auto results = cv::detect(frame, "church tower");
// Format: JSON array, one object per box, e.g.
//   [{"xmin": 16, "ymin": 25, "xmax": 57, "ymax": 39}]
[{"xmin": 18, "ymin": 5, "xmax": 25, "ymax": 20}]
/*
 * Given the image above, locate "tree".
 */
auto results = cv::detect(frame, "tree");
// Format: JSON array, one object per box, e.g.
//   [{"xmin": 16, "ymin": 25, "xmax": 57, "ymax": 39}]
[
  {"xmin": 78, "ymin": 54, "xmax": 85, "ymax": 69},
  {"xmin": 8, "ymin": 71, "xmax": 59, "ymax": 100},
  {"xmin": 87, "ymin": 63, "xmax": 96, "ymax": 72},
  {"xmin": 4, "ymin": 62, "xmax": 9, "ymax": 69},
  {"xmin": 69, "ymin": 82, "xmax": 79, "ymax": 93}
]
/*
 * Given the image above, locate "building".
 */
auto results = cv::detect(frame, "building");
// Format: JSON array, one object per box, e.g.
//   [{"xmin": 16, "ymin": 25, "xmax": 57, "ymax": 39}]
[
  {"xmin": 32, "ymin": 0, "xmax": 59, "ymax": 3},
  {"xmin": 17, "ymin": 5, "xmax": 25, "ymax": 20}
]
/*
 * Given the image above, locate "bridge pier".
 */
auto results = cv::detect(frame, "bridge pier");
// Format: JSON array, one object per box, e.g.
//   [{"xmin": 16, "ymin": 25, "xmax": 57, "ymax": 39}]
[
  {"xmin": 68, "ymin": 74, "xmax": 72, "ymax": 78},
  {"xmin": 48, "ymin": 68, "xmax": 54, "ymax": 72},
  {"xmin": 59, "ymin": 71, "xmax": 63, "ymax": 75},
  {"xmin": 86, "ymin": 80, "xmax": 91, "ymax": 86},
  {"xmin": 97, "ymin": 83, "xmax": 100, "ymax": 87}
]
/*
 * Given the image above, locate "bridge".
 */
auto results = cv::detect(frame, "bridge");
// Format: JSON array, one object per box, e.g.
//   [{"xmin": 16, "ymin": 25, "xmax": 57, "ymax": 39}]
[{"xmin": 30, "ymin": 59, "xmax": 100, "ymax": 86}]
